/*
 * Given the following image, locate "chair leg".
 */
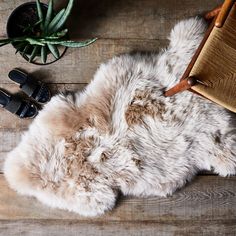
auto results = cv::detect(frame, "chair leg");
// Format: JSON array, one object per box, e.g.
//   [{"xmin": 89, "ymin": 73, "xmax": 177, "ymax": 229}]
[
  {"xmin": 164, "ymin": 77, "xmax": 197, "ymax": 97},
  {"xmin": 215, "ymin": 0, "xmax": 235, "ymax": 27},
  {"xmin": 204, "ymin": 5, "xmax": 222, "ymax": 20}
]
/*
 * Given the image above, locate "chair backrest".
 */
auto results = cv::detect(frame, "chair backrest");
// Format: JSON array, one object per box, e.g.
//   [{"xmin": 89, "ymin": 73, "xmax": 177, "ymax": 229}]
[{"xmin": 190, "ymin": 3, "xmax": 236, "ymax": 112}]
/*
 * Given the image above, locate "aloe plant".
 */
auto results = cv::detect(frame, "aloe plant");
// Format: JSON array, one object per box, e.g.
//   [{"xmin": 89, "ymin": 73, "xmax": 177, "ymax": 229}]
[{"xmin": 0, "ymin": 0, "xmax": 96, "ymax": 64}]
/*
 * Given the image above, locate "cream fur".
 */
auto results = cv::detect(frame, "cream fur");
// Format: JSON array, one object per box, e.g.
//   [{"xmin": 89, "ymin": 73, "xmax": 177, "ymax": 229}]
[{"xmin": 4, "ymin": 18, "xmax": 236, "ymax": 217}]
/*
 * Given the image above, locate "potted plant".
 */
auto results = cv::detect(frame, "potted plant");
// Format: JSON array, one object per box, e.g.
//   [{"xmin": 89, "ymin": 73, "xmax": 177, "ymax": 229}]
[{"xmin": 0, "ymin": 0, "xmax": 96, "ymax": 65}]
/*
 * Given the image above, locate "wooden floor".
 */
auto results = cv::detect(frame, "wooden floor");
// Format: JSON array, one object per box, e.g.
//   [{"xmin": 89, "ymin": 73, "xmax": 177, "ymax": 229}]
[{"xmin": 1, "ymin": 0, "xmax": 236, "ymax": 235}]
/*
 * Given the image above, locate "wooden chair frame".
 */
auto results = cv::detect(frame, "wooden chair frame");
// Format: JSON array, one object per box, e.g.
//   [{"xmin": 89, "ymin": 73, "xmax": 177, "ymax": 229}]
[{"xmin": 165, "ymin": 0, "xmax": 236, "ymax": 98}]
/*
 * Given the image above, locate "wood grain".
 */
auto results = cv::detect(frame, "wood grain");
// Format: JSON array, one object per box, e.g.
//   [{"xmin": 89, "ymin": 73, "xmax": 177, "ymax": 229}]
[
  {"xmin": 215, "ymin": 0, "xmax": 234, "ymax": 27},
  {"xmin": 165, "ymin": 77, "xmax": 197, "ymax": 96},
  {"xmin": 0, "ymin": 83, "xmax": 86, "ymax": 130},
  {"xmin": 191, "ymin": 3, "xmax": 236, "ymax": 112},
  {"xmin": 0, "ymin": 83, "xmax": 87, "ymax": 172},
  {"xmin": 0, "ymin": 83, "xmax": 86, "ymax": 128},
  {"xmin": 205, "ymin": 5, "xmax": 222, "ymax": 20},
  {"xmin": 0, "ymin": 0, "xmax": 222, "ymax": 40},
  {"xmin": 0, "ymin": 175, "xmax": 235, "ymax": 221},
  {"xmin": 0, "ymin": 39, "xmax": 167, "ymax": 84},
  {"xmin": 67, "ymin": 0, "xmax": 222, "ymax": 40},
  {"xmin": 1, "ymin": 1, "xmax": 235, "ymax": 235},
  {"xmin": 0, "ymin": 219, "xmax": 236, "ymax": 236}
]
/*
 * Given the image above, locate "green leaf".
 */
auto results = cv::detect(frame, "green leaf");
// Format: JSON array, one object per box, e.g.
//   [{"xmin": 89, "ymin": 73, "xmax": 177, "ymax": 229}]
[
  {"xmin": 60, "ymin": 38, "xmax": 97, "ymax": 48},
  {"xmin": 0, "ymin": 36, "xmax": 46, "ymax": 47},
  {"xmin": 15, "ymin": 42, "xmax": 27, "ymax": 54},
  {"xmin": 36, "ymin": 0, "xmax": 44, "ymax": 30},
  {"xmin": 49, "ymin": 0, "xmax": 74, "ymax": 34},
  {"xmin": 41, "ymin": 38, "xmax": 97, "ymax": 48},
  {"xmin": 44, "ymin": 29, "xmax": 68, "ymax": 40},
  {"xmin": 23, "ymin": 19, "xmax": 43, "ymax": 33},
  {"xmin": 11, "ymin": 37, "xmax": 28, "ymax": 44},
  {"xmin": 41, "ymin": 45, "xmax": 47, "ymax": 64},
  {"xmin": 47, "ymin": 44, "xmax": 60, "ymax": 59},
  {"xmin": 0, "ymin": 37, "xmax": 29, "ymax": 48},
  {"xmin": 34, "ymin": 19, "xmax": 43, "ymax": 27},
  {"xmin": 44, "ymin": 0, "xmax": 53, "ymax": 30},
  {"xmin": 44, "ymin": 36, "xmax": 60, "ymax": 40},
  {"xmin": 22, "ymin": 44, "xmax": 31, "ymax": 56},
  {"xmin": 47, "ymin": 9, "xmax": 65, "ymax": 34},
  {"xmin": 29, "ymin": 45, "xmax": 40, "ymax": 62},
  {"xmin": 26, "ymin": 38, "xmax": 45, "ymax": 46},
  {"xmin": 0, "ymin": 36, "xmax": 27, "ymax": 45},
  {"xmin": 54, "ymin": 28, "xmax": 68, "ymax": 38},
  {"xmin": 0, "ymin": 38, "xmax": 13, "ymax": 46}
]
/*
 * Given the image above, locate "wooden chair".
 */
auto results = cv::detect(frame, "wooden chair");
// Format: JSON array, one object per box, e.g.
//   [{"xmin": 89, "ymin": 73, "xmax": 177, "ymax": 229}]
[{"xmin": 165, "ymin": 0, "xmax": 236, "ymax": 112}]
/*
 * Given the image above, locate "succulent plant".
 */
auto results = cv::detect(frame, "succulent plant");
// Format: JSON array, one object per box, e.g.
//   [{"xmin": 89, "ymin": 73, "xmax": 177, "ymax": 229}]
[{"xmin": 0, "ymin": 0, "xmax": 96, "ymax": 64}]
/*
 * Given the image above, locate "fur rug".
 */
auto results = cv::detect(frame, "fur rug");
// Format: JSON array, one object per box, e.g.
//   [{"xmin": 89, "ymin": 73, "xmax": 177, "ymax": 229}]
[{"xmin": 4, "ymin": 18, "xmax": 236, "ymax": 217}]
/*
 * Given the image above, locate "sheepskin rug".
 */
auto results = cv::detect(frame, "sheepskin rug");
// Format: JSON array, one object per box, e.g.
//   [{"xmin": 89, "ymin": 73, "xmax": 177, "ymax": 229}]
[{"xmin": 4, "ymin": 17, "xmax": 236, "ymax": 217}]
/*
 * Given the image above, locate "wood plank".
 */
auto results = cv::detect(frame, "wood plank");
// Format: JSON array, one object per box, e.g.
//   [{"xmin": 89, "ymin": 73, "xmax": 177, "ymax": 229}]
[
  {"xmin": 0, "ymin": 83, "xmax": 87, "ymax": 131},
  {"xmin": 0, "ymin": 38, "xmax": 166, "ymax": 165},
  {"xmin": 69, "ymin": 0, "xmax": 223, "ymax": 40},
  {"xmin": 0, "ymin": 0, "xmax": 222, "ymax": 85},
  {"xmin": 0, "ymin": 39, "xmax": 167, "ymax": 84},
  {"xmin": 0, "ymin": 0, "xmax": 222, "ymax": 40},
  {"xmin": 0, "ymin": 219, "xmax": 236, "ymax": 236},
  {"xmin": 0, "ymin": 131, "xmax": 22, "ymax": 173},
  {"xmin": 0, "ymin": 1, "xmax": 234, "ymax": 234},
  {"xmin": 0, "ymin": 175, "xmax": 235, "ymax": 221},
  {"xmin": 0, "ymin": 83, "xmax": 87, "ymax": 172}
]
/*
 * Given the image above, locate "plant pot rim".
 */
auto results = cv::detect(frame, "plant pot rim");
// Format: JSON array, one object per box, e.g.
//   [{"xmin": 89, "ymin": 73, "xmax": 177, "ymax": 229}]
[
  {"xmin": 20, "ymin": 47, "xmax": 68, "ymax": 66},
  {"xmin": 6, "ymin": 1, "xmax": 48, "ymax": 38},
  {"xmin": 6, "ymin": 1, "xmax": 67, "ymax": 66}
]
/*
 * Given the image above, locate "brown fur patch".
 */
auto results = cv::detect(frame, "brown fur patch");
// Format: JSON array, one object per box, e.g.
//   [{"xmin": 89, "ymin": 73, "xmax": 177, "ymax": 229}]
[
  {"xmin": 34, "ymin": 91, "xmax": 113, "ymax": 194},
  {"xmin": 25, "ymin": 132, "xmax": 100, "ymax": 194},
  {"xmin": 132, "ymin": 158, "xmax": 142, "ymax": 168},
  {"xmin": 43, "ymin": 95, "xmax": 112, "ymax": 138},
  {"xmin": 125, "ymin": 89, "xmax": 166, "ymax": 126},
  {"xmin": 100, "ymin": 152, "xmax": 109, "ymax": 162},
  {"xmin": 65, "ymin": 136, "xmax": 95, "ymax": 159}
]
